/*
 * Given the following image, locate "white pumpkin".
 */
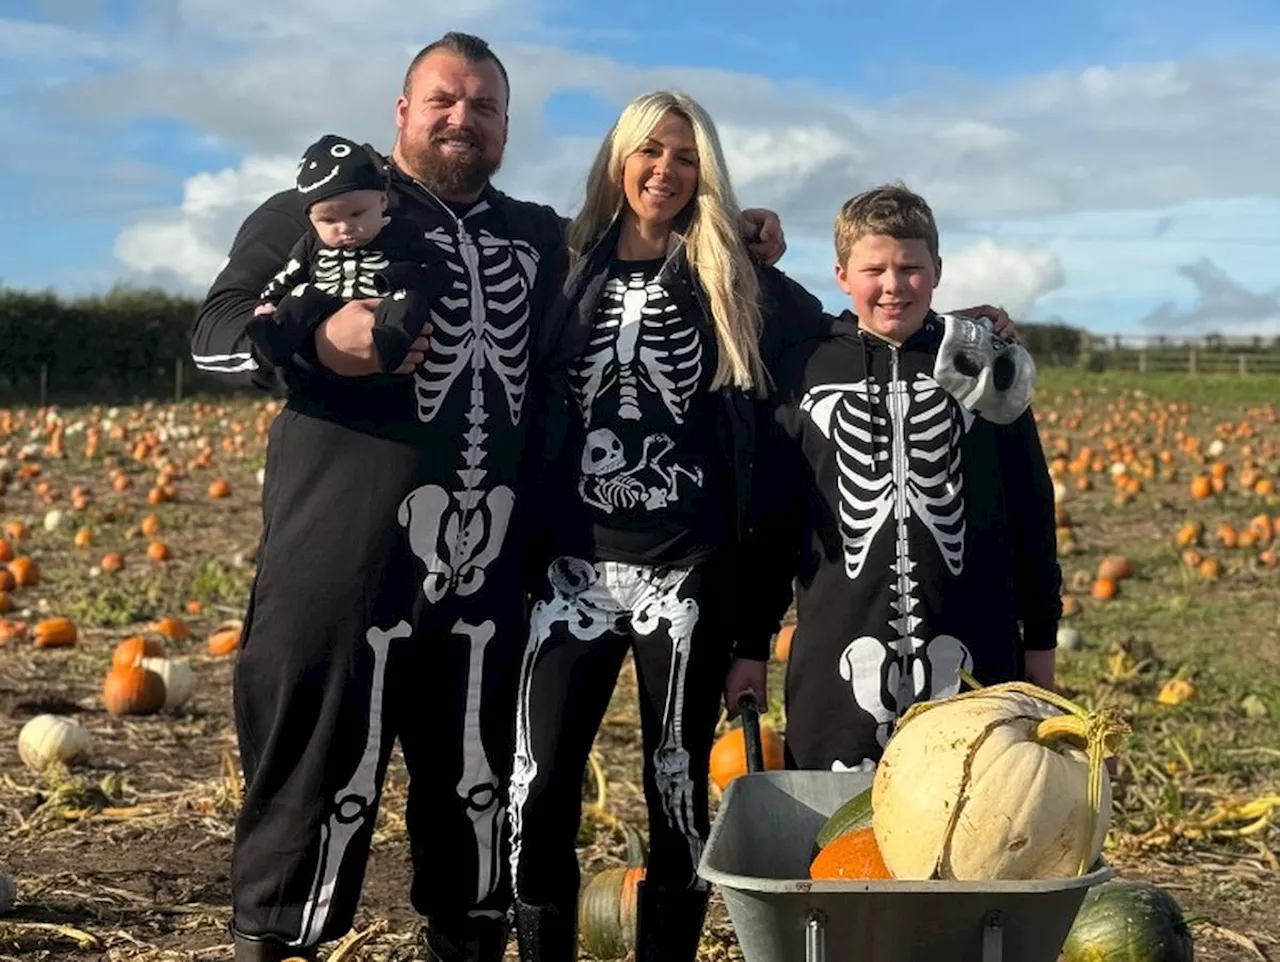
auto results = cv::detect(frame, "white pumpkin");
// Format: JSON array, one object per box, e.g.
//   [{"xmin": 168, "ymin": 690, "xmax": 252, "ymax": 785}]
[
  {"xmin": 17, "ymin": 714, "xmax": 93, "ymax": 770},
  {"xmin": 871, "ymin": 683, "xmax": 1127, "ymax": 881},
  {"xmin": 138, "ymin": 656, "xmax": 195, "ymax": 710}
]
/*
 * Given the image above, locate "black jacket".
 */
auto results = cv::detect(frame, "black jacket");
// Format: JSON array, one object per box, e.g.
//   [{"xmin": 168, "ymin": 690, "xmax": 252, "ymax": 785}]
[
  {"xmin": 737, "ymin": 310, "xmax": 1063, "ymax": 670},
  {"xmin": 522, "ymin": 218, "xmax": 828, "ymax": 608}
]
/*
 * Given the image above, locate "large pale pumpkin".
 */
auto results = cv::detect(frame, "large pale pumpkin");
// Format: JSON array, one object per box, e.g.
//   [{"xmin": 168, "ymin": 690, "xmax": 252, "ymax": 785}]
[{"xmin": 871, "ymin": 682, "xmax": 1128, "ymax": 881}]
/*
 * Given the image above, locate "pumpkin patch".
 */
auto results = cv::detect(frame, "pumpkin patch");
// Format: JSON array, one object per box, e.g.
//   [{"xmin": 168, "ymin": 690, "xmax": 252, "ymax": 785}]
[{"xmin": 0, "ymin": 375, "xmax": 1274, "ymax": 957}]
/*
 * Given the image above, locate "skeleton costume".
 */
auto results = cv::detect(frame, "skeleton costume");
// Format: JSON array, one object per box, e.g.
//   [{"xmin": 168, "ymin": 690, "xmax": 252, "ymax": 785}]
[
  {"xmin": 509, "ymin": 221, "xmax": 825, "ymax": 961},
  {"xmin": 190, "ymin": 144, "xmax": 567, "ymax": 962},
  {"xmin": 246, "ymin": 134, "xmax": 453, "ymax": 375},
  {"xmin": 738, "ymin": 310, "xmax": 1062, "ymax": 773}
]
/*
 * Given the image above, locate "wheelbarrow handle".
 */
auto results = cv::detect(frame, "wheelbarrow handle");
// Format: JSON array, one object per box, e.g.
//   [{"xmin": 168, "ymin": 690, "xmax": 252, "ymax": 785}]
[{"xmin": 737, "ymin": 691, "xmax": 766, "ymax": 774}]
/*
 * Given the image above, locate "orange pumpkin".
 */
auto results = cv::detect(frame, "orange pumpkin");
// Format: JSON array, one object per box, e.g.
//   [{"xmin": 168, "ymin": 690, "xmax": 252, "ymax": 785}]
[
  {"xmin": 33, "ymin": 617, "xmax": 78, "ymax": 648},
  {"xmin": 1217, "ymin": 523, "xmax": 1239, "ymax": 549},
  {"xmin": 73, "ymin": 527, "xmax": 93, "ymax": 549},
  {"xmin": 153, "ymin": 616, "xmax": 190, "ymax": 640},
  {"xmin": 1198, "ymin": 557, "xmax": 1222, "ymax": 580},
  {"xmin": 3, "ymin": 520, "xmax": 25, "ymax": 541},
  {"xmin": 809, "ymin": 827, "xmax": 893, "ymax": 880},
  {"xmin": 112, "ymin": 636, "xmax": 166, "ymax": 671},
  {"xmin": 773, "ymin": 623, "xmax": 795, "ymax": 663},
  {"xmin": 147, "ymin": 540, "xmax": 171, "ymax": 562},
  {"xmin": 100, "ymin": 552, "xmax": 125, "ymax": 574},
  {"xmin": 1175, "ymin": 521, "xmax": 1203, "ymax": 548},
  {"xmin": 139, "ymin": 514, "xmax": 160, "ymax": 537},
  {"xmin": 102, "ymin": 665, "xmax": 166, "ymax": 715},
  {"xmin": 208, "ymin": 479, "xmax": 231, "ymax": 499},
  {"xmin": 709, "ymin": 721, "xmax": 785, "ymax": 792},
  {"xmin": 7, "ymin": 556, "xmax": 38, "ymax": 587},
  {"xmin": 1090, "ymin": 577, "xmax": 1118, "ymax": 601},
  {"xmin": 207, "ymin": 620, "xmax": 243, "ymax": 657},
  {"xmin": 0, "ymin": 619, "xmax": 28, "ymax": 644},
  {"xmin": 1190, "ymin": 475, "xmax": 1213, "ymax": 499},
  {"xmin": 0, "ymin": 591, "xmax": 11, "ymax": 614},
  {"xmin": 1097, "ymin": 556, "xmax": 1134, "ymax": 581},
  {"xmin": 0, "ymin": 539, "xmax": 12, "ymax": 563}
]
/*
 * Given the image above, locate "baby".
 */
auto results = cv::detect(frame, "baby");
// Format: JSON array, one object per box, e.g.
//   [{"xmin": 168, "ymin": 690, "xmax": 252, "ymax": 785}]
[{"xmin": 247, "ymin": 133, "xmax": 443, "ymax": 374}]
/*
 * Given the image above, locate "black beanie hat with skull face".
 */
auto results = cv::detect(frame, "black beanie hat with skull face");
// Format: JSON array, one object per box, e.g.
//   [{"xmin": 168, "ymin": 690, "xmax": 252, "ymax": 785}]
[{"xmin": 296, "ymin": 134, "xmax": 387, "ymax": 209}]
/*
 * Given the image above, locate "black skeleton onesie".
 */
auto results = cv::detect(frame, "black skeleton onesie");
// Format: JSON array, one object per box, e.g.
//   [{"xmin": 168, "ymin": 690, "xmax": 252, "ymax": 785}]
[
  {"xmin": 190, "ymin": 164, "xmax": 567, "ymax": 957},
  {"xmin": 248, "ymin": 216, "xmax": 451, "ymax": 375},
  {"xmin": 739, "ymin": 311, "xmax": 1062, "ymax": 773},
  {"xmin": 509, "ymin": 253, "xmax": 737, "ymax": 916}
]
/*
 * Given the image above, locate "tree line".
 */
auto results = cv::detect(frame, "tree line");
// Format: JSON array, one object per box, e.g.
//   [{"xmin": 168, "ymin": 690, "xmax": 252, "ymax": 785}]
[{"xmin": 0, "ymin": 284, "xmax": 1155, "ymax": 405}]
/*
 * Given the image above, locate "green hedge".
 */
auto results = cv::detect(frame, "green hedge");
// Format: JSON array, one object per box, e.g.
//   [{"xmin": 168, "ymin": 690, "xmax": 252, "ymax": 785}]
[{"xmin": 0, "ymin": 285, "xmax": 240, "ymax": 404}]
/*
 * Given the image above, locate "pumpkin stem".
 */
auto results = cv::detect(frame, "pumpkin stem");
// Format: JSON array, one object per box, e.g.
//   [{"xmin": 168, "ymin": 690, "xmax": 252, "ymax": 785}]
[{"xmin": 1032, "ymin": 714, "xmax": 1089, "ymax": 749}]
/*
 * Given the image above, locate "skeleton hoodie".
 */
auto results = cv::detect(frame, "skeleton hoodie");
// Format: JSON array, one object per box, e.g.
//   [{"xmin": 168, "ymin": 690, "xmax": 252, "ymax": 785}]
[{"xmin": 738, "ymin": 310, "xmax": 1062, "ymax": 772}]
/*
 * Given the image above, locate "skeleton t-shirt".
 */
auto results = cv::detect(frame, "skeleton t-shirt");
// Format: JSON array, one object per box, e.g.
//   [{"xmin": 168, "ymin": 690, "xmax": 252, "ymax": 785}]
[{"xmin": 565, "ymin": 256, "xmax": 725, "ymax": 565}]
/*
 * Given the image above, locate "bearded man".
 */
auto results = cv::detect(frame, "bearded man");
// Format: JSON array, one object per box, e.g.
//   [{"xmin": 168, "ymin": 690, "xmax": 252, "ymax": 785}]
[{"xmin": 191, "ymin": 32, "xmax": 785, "ymax": 962}]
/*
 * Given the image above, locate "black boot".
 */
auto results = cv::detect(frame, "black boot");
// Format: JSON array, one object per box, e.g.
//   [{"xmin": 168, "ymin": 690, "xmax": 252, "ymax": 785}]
[
  {"xmin": 633, "ymin": 880, "xmax": 710, "ymax": 962},
  {"xmin": 229, "ymin": 925, "xmax": 318, "ymax": 962},
  {"xmin": 420, "ymin": 913, "xmax": 511, "ymax": 962},
  {"xmin": 513, "ymin": 899, "xmax": 577, "ymax": 961}
]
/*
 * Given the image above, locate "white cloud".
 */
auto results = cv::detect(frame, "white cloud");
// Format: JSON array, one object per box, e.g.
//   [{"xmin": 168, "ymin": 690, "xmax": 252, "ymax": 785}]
[
  {"xmin": 115, "ymin": 154, "xmax": 295, "ymax": 288},
  {"xmin": 9, "ymin": 3, "xmax": 1280, "ymax": 333},
  {"xmin": 934, "ymin": 241, "xmax": 1066, "ymax": 318}
]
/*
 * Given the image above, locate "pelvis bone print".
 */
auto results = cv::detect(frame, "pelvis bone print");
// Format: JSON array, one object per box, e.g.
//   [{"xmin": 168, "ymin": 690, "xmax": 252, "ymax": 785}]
[
  {"xmin": 801, "ymin": 369, "xmax": 975, "ymax": 760},
  {"xmin": 399, "ymin": 211, "xmax": 538, "ymax": 603}
]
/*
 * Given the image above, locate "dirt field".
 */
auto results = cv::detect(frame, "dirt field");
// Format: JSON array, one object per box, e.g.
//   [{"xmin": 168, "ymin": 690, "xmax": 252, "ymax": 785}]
[{"xmin": 0, "ymin": 371, "xmax": 1277, "ymax": 960}]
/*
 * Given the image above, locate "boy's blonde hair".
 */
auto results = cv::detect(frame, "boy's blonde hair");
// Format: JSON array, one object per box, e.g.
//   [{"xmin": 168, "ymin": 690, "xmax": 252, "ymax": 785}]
[
  {"xmin": 568, "ymin": 90, "xmax": 766, "ymax": 394},
  {"xmin": 834, "ymin": 182, "xmax": 940, "ymax": 266}
]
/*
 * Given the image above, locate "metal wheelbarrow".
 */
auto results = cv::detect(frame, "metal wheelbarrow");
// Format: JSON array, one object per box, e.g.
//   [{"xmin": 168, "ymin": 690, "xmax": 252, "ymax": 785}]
[{"xmin": 697, "ymin": 694, "xmax": 1111, "ymax": 962}]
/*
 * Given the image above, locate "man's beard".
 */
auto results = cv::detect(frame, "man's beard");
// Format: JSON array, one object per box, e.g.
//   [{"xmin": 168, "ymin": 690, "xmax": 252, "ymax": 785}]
[{"xmin": 403, "ymin": 132, "xmax": 502, "ymax": 199}]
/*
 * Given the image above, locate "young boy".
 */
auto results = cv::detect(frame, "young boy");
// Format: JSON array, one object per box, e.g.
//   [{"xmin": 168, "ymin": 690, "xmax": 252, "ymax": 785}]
[
  {"xmin": 246, "ymin": 133, "xmax": 447, "ymax": 375},
  {"xmin": 734, "ymin": 183, "xmax": 1062, "ymax": 772}
]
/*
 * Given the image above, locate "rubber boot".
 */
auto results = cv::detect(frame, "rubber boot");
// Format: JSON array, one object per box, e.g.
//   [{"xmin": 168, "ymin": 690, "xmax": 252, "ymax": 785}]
[
  {"xmin": 513, "ymin": 899, "xmax": 578, "ymax": 961},
  {"xmin": 633, "ymin": 880, "xmax": 710, "ymax": 962},
  {"xmin": 420, "ymin": 913, "xmax": 511, "ymax": 962},
  {"xmin": 230, "ymin": 925, "xmax": 317, "ymax": 962}
]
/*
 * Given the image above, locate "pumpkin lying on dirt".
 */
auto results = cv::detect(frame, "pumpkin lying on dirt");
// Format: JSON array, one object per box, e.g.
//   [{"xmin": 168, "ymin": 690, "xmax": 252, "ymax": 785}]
[{"xmin": 1062, "ymin": 879, "xmax": 1196, "ymax": 962}]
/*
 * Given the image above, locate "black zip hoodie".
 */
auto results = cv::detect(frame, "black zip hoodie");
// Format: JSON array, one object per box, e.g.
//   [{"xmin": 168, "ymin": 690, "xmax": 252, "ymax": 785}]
[{"xmin": 737, "ymin": 309, "xmax": 1062, "ymax": 770}]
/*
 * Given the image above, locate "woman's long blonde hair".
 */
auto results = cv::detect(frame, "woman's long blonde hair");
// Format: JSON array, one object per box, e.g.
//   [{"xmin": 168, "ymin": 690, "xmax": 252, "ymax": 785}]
[{"xmin": 568, "ymin": 91, "xmax": 766, "ymax": 394}]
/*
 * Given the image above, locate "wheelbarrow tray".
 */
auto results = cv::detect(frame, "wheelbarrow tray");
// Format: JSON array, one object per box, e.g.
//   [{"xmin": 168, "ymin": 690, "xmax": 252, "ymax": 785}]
[{"xmin": 698, "ymin": 770, "xmax": 1111, "ymax": 962}]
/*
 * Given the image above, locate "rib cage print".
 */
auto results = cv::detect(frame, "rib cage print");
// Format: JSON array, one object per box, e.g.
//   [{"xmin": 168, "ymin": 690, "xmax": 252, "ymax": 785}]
[
  {"xmin": 571, "ymin": 269, "xmax": 702, "ymax": 427},
  {"xmin": 801, "ymin": 372, "xmax": 970, "ymax": 579},
  {"xmin": 312, "ymin": 247, "xmax": 389, "ymax": 300},
  {"xmin": 414, "ymin": 222, "xmax": 537, "ymax": 428}
]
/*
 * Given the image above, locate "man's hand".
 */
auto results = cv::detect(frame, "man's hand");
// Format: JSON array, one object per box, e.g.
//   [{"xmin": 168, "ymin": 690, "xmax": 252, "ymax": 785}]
[
  {"xmin": 956, "ymin": 303, "xmax": 1018, "ymax": 341},
  {"xmin": 724, "ymin": 657, "xmax": 768, "ymax": 719},
  {"xmin": 314, "ymin": 298, "xmax": 430, "ymax": 376},
  {"xmin": 253, "ymin": 303, "xmax": 276, "ymax": 317},
  {"xmin": 1024, "ymin": 648, "xmax": 1057, "ymax": 692},
  {"xmin": 740, "ymin": 208, "xmax": 786, "ymax": 266}
]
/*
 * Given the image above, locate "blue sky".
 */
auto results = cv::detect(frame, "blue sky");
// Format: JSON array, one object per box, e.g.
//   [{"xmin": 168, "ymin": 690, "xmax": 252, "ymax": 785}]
[{"xmin": 4, "ymin": 0, "xmax": 1280, "ymax": 336}]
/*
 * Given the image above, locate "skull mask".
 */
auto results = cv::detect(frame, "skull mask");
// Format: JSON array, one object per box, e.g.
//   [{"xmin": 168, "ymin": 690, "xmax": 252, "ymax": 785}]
[
  {"xmin": 582, "ymin": 428, "xmax": 625, "ymax": 476},
  {"xmin": 933, "ymin": 313, "xmax": 1036, "ymax": 425}
]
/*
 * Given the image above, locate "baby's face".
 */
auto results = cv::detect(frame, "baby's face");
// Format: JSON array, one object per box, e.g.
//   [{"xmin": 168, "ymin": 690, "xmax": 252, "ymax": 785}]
[{"xmin": 308, "ymin": 189, "xmax": 388, "ymax": 249}]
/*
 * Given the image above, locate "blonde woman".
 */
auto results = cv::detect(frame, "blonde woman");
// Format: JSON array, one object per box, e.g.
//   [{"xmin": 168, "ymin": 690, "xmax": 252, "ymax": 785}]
[{"xmin": 506, "ymin": 91, "xmax": 826, "ymax": 962}]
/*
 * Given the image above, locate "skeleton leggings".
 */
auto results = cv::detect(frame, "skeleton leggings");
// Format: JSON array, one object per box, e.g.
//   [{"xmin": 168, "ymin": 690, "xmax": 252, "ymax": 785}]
[
  {"xmin": 230, "ymin": 407, "xmax": 524, "ymax": 948},
  {"xmin": 507, "ymin": 554, "xmax": 736, "ymax": 907}
]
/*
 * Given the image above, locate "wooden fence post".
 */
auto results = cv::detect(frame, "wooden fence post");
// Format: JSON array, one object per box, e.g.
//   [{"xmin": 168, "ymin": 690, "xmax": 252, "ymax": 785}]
[
  {"xmin": 1138, "ymin": 351, "xmax": 1148, "ymax": 374},
  {"xmin": 1188, "ymin": 349, "xmax": 1198, "ymax": 375},
  {"xmin": 1238, "ymin": 354, "xmax": 1248, "ymax": 376},
  {"xmin": 174, "ymin": 356, "xmax": 184, "ymax": 402}
]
